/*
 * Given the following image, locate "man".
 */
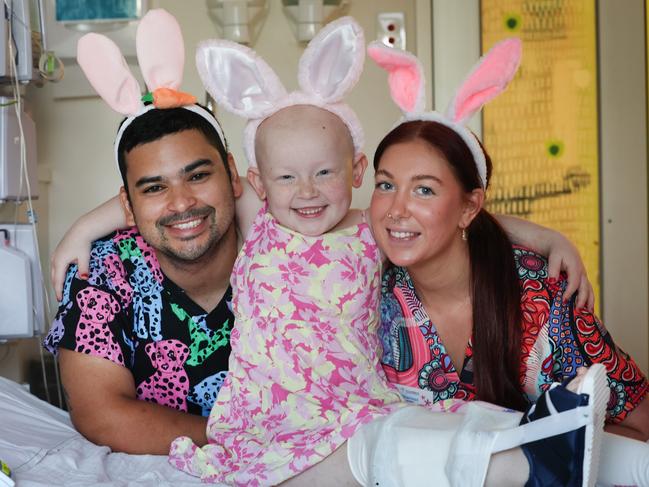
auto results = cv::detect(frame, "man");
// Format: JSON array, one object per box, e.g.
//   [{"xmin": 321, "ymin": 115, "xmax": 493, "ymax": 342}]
[{"xmin": 44, "ymin": 106, "xmax": 242, "ymax": 455}]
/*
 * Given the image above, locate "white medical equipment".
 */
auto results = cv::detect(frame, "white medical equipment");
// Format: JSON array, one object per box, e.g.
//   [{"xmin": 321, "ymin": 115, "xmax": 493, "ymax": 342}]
[
  {"xmin": 282, "ymin": 0, "xmax": 349, "ymax": 42},
  {"xmin": 0, "ymin": 0, "xmax": 40, "ymax": 83},
  {"xmin": 0, "ymin": 97, "xmax": 37, "ymax": 202},
  {"xmin": 0, "ymin": 0, "xmax": 50, "ymax": 341},
  {"xmin": 0, "ymin": 224, "xmax": 46, "ymax": 339},
  {"xmin": 206, "ymin": 0, "xmax": 268, "ymax": 45},
  {"xmin": 43, "ymin": 0, "xmax": 147, "ymax": 100},
  {"xmin": 42, "ymin": 0, "xmax": 148, "ymax": 60}
]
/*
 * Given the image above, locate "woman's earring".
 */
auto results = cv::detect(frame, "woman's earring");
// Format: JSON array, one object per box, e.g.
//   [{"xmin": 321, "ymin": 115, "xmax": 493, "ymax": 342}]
[{"xmin": 461, "ymin": 228, "xmax": 468, "ymax": 241}]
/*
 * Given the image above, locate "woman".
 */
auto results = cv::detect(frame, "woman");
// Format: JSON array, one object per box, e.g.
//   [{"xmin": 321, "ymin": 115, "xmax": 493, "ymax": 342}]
[
  {"xmin": 365, "ymin": 36, "xmax": 649, "ymax": 440},
  {"xmin": 371, "ymin": 119, "xmax": 649, "ymax": 439},
  {"xmin": 354, "ymin": 40, "xmax": 647, "ymax": 486}
]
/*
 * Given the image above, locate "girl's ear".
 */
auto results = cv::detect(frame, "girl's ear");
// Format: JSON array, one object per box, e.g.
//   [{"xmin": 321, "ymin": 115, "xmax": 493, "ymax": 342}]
[
  {"xmin": 461, "ymin": 188, "xmax": 485, "ymax": 228},
  {"xmin": 119, "ymin": 186, "xmax": 136, "ymax": 227},
  {"xmin": 246, "ymin": 167, "xmax": 267, "ymax": 201},
  {"xmin": 351, "ymin": 153, "xmax": 368, "ymax": 189}
]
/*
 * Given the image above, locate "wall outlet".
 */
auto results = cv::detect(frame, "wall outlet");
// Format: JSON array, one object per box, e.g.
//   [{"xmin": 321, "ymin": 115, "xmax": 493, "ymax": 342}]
[{"xmin": 377, "ymin": 12, "xmax": 406, "ymax": 50}]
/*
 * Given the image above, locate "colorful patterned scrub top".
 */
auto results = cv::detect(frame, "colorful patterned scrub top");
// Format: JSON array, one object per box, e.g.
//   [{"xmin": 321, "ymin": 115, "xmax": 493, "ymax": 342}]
[
  {"xmin": 43, "ymin": 228, "xmax": 234, "ymax": 417},
  {"xmin": 169, "ymin": 206, "xmax": 403, "ymax": 486},
  {"xmin": 379, "ymin": 246, "xmax": 648, "ymax": 423}
]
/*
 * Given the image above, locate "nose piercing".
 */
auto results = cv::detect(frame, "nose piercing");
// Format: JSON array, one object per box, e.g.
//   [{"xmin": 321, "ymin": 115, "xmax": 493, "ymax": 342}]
[{"xmin": 387, "ymin": 212, "xmax": 393, "ymax": 219}]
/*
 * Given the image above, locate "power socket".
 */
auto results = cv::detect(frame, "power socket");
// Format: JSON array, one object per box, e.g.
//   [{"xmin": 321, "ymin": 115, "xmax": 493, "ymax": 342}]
[{"xmin": 377, "ymin": 12, "xmax": 406, "ymax": 50}]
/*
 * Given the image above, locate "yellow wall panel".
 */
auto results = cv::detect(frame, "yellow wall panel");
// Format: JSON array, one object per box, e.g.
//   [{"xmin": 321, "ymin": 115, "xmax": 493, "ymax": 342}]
[{"xmin": 481, "ymin": 1, "xmax": 600, "ymax": 311}]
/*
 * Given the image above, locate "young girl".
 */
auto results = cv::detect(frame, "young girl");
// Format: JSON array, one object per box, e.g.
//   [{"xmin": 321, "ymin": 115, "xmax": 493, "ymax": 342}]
[{"xmin": 54, "ymin": 17, "xmax": 607, "ymax": 487}]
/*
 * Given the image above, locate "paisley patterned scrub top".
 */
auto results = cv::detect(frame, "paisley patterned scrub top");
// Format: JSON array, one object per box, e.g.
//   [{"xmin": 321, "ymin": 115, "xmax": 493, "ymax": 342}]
[{"xmin": 379, "ymin": 246, "xmax": 648, "ymax": 423}]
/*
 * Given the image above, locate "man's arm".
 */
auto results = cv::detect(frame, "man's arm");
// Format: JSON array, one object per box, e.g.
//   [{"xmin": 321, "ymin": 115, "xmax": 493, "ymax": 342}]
[
  {"xmin": 495, "ymin": 214, "xmax": 594, "ymax": 310},
  {"xmin": 236, "ymin": 177, "xmax": 264, "ymax": 240},
  {"xmin": 59, "ymin": 349, "xmax": 207, "ymax": 455}
]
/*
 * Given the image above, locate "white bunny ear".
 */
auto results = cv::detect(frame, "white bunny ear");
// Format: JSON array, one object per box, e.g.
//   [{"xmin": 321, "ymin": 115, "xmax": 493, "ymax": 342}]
[
  {"xmin": 136, "ymin": 9, "xmax": 185, "ymax": 92},
  {"xmin": 298, "ymin": 16, "xmax": 365, "ymax": 102},
  {"xmin": 367, "ymin": 41, "xmax": 425, "ymax": 114},
  {"xmin": 77, "ymin": 33, "xmax": 142, "ymax": 116},
  {"xmin": 445, "ymin": 37, "xmax": 522, "ymax": 125},
  {"xmin": 196, "ymin": 39, "xmax": 287, "ymax": 119}
]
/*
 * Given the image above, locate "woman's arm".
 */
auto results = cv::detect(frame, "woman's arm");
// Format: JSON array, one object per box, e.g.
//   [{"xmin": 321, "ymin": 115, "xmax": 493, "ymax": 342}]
[
  {"xmin": 50, "ymin": 195, "xmax": 126, "ymax": 300},
  {"xmin": 235, "ymin": 178, "xmax": 263, "ymax": 240},
  {"xmin": 496, "ymin": 214, "xmax": 594, "ymax": 310}
]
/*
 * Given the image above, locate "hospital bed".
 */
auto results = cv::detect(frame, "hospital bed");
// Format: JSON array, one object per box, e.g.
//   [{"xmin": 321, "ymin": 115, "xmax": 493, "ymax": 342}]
[
  {"xmin": 0, "ymin": 375, "xmax": 205, "ymax": 486},
  {"xmin": 2, "ymin": 363, "xmax": 648, "ymax": 486}
]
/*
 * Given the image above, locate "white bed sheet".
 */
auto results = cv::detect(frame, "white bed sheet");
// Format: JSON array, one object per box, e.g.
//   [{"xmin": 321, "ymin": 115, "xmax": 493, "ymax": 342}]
[
  {"xmin": 0, "ymin": 376, "xmax": 207, "ymax": 486},
  {"xmin": 8, "ymin": 374, "xmax": 644, "ymax": 486}
]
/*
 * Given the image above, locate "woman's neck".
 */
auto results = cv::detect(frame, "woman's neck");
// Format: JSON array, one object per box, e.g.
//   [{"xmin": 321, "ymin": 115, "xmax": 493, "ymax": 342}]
[{"xmin": 407, "ymin": 240, "xmax": 472, "ymax": 306}]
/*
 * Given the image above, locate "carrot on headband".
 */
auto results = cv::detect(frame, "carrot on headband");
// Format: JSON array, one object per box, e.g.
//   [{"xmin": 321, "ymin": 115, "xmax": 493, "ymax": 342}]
[{"xmin": 142, "ymin": 88, "xmax": 197, "ymax": 109}]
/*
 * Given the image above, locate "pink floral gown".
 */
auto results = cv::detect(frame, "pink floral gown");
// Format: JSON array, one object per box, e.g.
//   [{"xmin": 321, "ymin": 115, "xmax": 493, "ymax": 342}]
[{"xmin": 169, "ymin": 206, "xmax": 403, "ymax": 485}]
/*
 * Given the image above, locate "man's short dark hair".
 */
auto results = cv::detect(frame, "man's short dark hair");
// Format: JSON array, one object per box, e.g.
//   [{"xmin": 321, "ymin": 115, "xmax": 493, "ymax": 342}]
[{"xmin": 117, "ymin": 104, "xmax": 229, "ymax": 193}]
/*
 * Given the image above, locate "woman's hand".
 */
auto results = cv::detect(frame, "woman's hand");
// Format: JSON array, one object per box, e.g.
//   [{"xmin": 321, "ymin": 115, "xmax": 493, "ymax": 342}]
[
  {"xmin": 546, "ymin": 234, "xmax": 594, "ymax": 311},
  {"xmin": 50, "ymin": 221, "xmax": 93, "ymax": 301},
  {"xmin": 50, "ymin": 195, "xmax": 127, "ymax": 300}
]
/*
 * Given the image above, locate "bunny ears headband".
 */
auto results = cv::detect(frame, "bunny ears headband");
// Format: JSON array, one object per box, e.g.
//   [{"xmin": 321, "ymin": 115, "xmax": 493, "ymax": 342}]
[
  {"xmin": 76, "ymin": 9, "xmax": 226, "ymax": 167},
  {"xmin": 368, "ymin": 38, "xmax": 522, "ymax": 188},
  {"xmin": 196, "ymin": 16, "xmax": 365, "ymax": 168}
]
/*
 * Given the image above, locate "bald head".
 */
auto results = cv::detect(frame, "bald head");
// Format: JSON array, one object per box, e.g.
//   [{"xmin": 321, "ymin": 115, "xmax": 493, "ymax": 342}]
[{"xmin": 255, "ymin": 105, "xmax": 355, "ymax": 171}]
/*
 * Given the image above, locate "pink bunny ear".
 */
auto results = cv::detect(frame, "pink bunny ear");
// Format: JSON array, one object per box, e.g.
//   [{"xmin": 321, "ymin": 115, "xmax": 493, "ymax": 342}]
[
  {"xmin": 77, "ymin": 33, "xmax": 142, "ymax": 116},
  {"xmin": 136, "ymin": 9, "xmax": 185, "ymax": 92},
  {"xmin": 196, "ymin": 39, "xmax": 287, "ymax": 119},
  {"xmin": 298, "ymin": 16, "xmax": 365, "ymax": 102},
  {"xmin": 367, "ymin": 41, "xmax": 425, "ymax": 114},
  {"xmin": 445, "ymin": 37, "xmax": 522, "ymax": 125}
]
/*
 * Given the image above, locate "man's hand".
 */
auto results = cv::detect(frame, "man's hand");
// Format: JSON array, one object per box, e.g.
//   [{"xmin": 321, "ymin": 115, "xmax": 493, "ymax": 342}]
[
  {"xmin": 495, "ymin": 214, "xmax": 595, "ymax": 311},
  {"xmin": 59, "ymin": 349, "xmax": 208, "ymax": 455}
]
